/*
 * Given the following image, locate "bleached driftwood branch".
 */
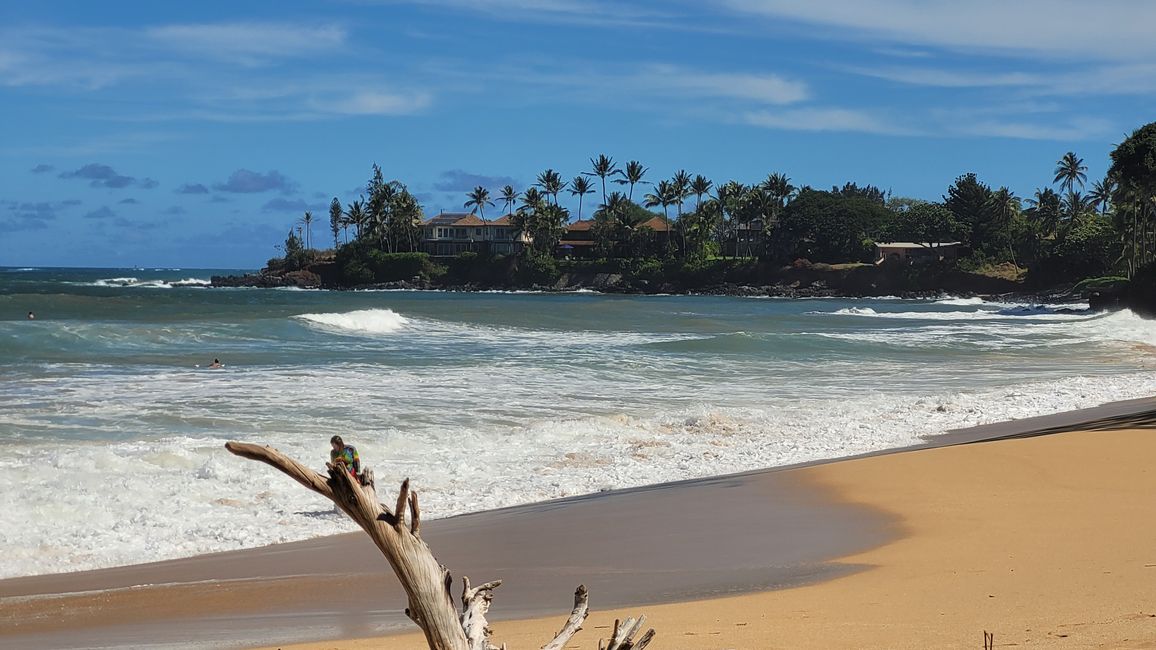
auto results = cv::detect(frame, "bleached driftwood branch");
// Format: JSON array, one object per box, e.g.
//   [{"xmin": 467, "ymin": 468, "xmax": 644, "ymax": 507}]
[{"xmin": 225, "ymin": 441, "xmax": 653, "ymax": 650}]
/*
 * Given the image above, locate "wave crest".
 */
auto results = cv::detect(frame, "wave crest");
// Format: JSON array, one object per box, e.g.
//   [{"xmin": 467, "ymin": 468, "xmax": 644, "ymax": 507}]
[{"xmin": 295, "ymin": 308, "xmax": 409, "ymax": 334}]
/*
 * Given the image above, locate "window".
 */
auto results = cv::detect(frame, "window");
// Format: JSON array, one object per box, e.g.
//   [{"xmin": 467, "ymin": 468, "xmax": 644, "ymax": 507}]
[{"xmin": 476, "ymin": 228, "xmax": 482, "ymax": 236}]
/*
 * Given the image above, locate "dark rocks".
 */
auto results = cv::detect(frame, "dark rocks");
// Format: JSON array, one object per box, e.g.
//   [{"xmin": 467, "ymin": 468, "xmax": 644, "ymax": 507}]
[{"xmin": 210, "ymin": 270, "xmax": 320, "ymax": 289}]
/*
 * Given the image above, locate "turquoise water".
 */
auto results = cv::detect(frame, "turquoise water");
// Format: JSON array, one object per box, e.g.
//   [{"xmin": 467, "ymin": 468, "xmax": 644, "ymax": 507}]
[{"xmin": 2, "ymin": 266, "xmax": 1155, "ymax": 578}]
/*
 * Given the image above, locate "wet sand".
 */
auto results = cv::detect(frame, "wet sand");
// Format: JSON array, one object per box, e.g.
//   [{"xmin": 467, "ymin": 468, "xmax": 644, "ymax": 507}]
[{"xmin": 2, "ymin": 397, "xmax": 1154, "ymax": 648}]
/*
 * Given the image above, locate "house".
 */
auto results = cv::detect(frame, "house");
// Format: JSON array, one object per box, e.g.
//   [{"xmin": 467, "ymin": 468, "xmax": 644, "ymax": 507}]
[
  {"xmin": 556, "ymin": 219, "xmax": 597, "ymax": 258},
  {"xmin": 874, "ymin": 242, "xmax": 963, "ymax": 265},
  {"xmin": 721, "ymin": 218, "xmax": 766, "ymax": 257},
  {"xmin": 555, "ymin": 216, "xmax": 675, "ymax": 258},
  {"xmin": 419, "ymin": 212, "xmax": 525, "ymax": 257}
]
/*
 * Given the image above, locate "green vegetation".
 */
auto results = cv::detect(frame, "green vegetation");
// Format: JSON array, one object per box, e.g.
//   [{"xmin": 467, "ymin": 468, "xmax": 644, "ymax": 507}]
[{"xmin": 262, "ymin": 122, "xmax": 1156, "ymax": 295}]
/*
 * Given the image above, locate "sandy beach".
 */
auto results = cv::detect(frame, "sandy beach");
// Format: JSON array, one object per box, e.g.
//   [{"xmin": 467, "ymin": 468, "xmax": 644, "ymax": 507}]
[
  {"xmin": 3, "ymin": 400, "xmax": 1156, "ymax": 649},
  {"xmin": 270, "ymin": 424, "xmax": 1156, "ymax": 650}
]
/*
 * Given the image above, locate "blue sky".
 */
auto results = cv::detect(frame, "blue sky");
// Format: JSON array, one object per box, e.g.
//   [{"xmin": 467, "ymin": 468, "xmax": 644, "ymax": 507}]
[{"xmin": 2, "ymin": 1, "xmax": 1154, "ymax": 268}]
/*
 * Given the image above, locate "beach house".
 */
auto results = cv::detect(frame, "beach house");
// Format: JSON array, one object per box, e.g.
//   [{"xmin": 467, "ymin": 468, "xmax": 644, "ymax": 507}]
[
  {"xmin": 874, "ymin": 241, "xmax": 963, "ymax": 265},
  {"xmin": 419, "ymin": 212, "xmax": 525, "ymax": 257}
]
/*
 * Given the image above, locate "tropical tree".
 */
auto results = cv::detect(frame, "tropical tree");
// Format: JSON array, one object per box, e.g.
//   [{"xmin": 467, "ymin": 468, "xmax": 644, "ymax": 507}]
[
  {"xmin": 513, "ymin": 187, "xmax": 567, "ymax": 256},
  {"xmin": 464, "ymin": 186, "xmax": 494, "ymax": 220},
  {"xmin": 535, "ymin": 169, "xmax": 564, "ymax": 206},
  {"xmin": 345, "ymin": 199, "xmax": 366, "ymax": 240},
  {"xmin": 714, "ymin": 181, "xmax": 745, "ymax": 258},
  {"xmin": 1108, "ymin": 122, "xmax": 1156, "ymax": 275},
  {"xmin": 643, "ymin": 180, "xmax": 676, "ymax": 255},
  {"xmin": 690, "ymin": 175, "xmax": 713, "ymax": 212},
  {"xmin": 1088, "ymin": 177, "xmax": 1116, "ymax": 215},
  {"xmin": 1054, "ymin": 151, "xmax": 1088, "ymax": 194},
  {"xmin": 643, "ymin": 180, "xmax": 674, "ymax": 222},
  {"xmin": 584, "ymin": 154, "xmax": 619, "ymax": 205},
  {"xmin": 1025, "ymin": 188, "xmax": 1062, "ymax": 239},
  {"xmin": 987, "ymin": 187, "xmax": 1022, "ymax": 262},
  {"xmin": 329, "ymin": 197, "xmax": 342, "ymax": 247},
  {"xmin": 499, "ymin": 184, "xmax": 519, "ymax": 217},
  {"xmin": 595, "ymin": 191, "xmax": 650, "ymax": 256},
  {"xmin": 945, "ymin": 173, "xmax": 1001, "ymax": 255},
  {"xmin": 299, "ymin": 211, "xmax": 314, "ymax": 250},
  {"xmin": 885, "ymin": 202, "xmax": 969, "ymax": 249},
  {"xmin": 568, "ymin": 175, "xmax": 595, "ymax": 220},
  {"xmin": 614, "ymin": 160, "xmax": 649, "ymax": 201},
  {"xmin": 758, "ymin": 172, "xmax": 795, "ymax": 233}
]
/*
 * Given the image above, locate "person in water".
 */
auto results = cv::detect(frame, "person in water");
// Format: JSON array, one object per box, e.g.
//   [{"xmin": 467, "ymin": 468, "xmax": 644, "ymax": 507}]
[
  {"xmin": 207, "ymin": 358, "xmax": 222, "ymax": 369},
  {"xmin": 330, "ymin": 435, "xmax": 361, "ymax": 477},
  {"xmin": 27, "ymin": 311, "xmax": 34, "ymax": 320}
]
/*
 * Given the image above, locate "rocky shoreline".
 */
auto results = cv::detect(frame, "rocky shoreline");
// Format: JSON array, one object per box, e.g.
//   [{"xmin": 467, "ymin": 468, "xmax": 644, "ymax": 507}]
[{"xmin": 210, "ymin": 268, "xmax": 1080, "ymax": 304}]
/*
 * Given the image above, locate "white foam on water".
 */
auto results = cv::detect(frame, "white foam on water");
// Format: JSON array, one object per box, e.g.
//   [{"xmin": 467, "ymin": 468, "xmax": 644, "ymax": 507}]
[
  {"xmin": 3, "ymin": 366, "xmax": 1156, "ymax": 579},
  {"xmin": 87, "ymin": 277, "xmax": 211, "ymax": 289},
  {"xmin": 935, "ymin": 296, "xmax": 988, "ymax": 306},
  {"xmin": 818, "ymin": 302, "xmax": 1092, "ymax": 322},
  {"xmin": 295, "ymin": 308, "xmax": 410, "ymax": 334}
]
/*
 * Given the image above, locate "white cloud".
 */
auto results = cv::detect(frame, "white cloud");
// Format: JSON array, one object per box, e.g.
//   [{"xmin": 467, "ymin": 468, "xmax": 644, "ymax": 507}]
[
  {"xmin": 322, "ymin": 90, "xmax": 433, "ymax": 115},
  {"xmin": 721, "ymin": 0, "xmax": 1156, "ymax": 61},
  {"xmin": 845, "ymin": 65, "xmax": 1043, "ymax": 89},
  {"xmin": 743, "ymin": 107, "xmax": 912, "ymax": 135},
  {"xmin": 953, "ymin": 117, "xmax": 1115, "ymax": 141},
  {"xmin": 145, "ymin": 23, "xmax": 346, "ymax": 65},
  {"xmin": 376, "ymin": 0, "xmax": 680, "ymax": 27},
  {"xmin": 636, "ymin": 64, "xmax": 808, "ymax": 105}
]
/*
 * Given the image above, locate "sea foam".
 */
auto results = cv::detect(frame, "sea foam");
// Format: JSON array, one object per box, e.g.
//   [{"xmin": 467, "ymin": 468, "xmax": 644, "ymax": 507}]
[{"xmin": 295, "ymin": 308, "xmax": 410, "ymax": 334}]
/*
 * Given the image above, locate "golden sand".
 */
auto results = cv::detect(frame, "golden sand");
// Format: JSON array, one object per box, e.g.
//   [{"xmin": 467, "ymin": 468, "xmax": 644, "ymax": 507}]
[{"xmin": 270, "ymin": 428, "xmax": 1156, "ymax": 649}]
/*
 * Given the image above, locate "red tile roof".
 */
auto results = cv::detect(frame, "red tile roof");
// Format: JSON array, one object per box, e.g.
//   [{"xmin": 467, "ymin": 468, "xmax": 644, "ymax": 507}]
[{"xmin": 639, "ymin": 216, "xmax": 672, "ymax": 232}]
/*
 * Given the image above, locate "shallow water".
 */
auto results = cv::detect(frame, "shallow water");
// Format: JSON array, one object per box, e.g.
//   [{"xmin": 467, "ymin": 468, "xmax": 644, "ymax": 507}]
[{"xmin": 2, "ymin": 266, "xmax": 1154, "ymax": 578}]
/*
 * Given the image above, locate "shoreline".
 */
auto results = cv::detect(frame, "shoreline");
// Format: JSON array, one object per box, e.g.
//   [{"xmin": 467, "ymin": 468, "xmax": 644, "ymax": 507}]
[
  {"xmin": 3, "ymin": 397, "xmax": 1154, "ymax": 648},
  {"xmin": 299, "ymin": 424, "xmax": 1156, "ymax": 650}
]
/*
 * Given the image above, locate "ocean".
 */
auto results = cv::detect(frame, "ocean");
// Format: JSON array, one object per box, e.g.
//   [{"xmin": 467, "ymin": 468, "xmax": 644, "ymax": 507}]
[{"xmin": 2, "ymin": 266, "xmax": 1155, "ymax": 579}]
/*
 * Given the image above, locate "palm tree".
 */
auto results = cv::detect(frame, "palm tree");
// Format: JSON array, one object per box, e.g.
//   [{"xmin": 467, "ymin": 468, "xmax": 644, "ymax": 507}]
[
  {"xmin": 298, "ymin": 211, "xmax": 314, "ymax": 250},
  {"xmin": 643, "ymin": 180, "xmax": 675, "ymax": 223},
  {"xmin": 690, "ymin": 175, "xmax": 713, "ymax": 212},
  {"xmin": 670, "ymin": 170, "xmax": 691, "ymax": 219},
  {"xmin": 464, "ymin": 186, "xmax": 494, "ymax": 220},
  {"xmin": 1054, "ymin": 151, "xmax": 1088, "ymax": 194},
  {"xmin": 1026, "ymin": 187, "xmax": 1061, "ymax": 238},
  {"xmin": 535, "ymin": 169, "xmax": 564, "ymax": 206},
  {"xmin": 345, "ymin": 199, "xmax": 366, "ymax": 240},
  {"xmin": 584, "ymin": 154, "xmax": 619, "ymax": 206},
  {"xmin": 1088, "ymin": 177, "xmax": 1116, "ymax": 215},
  {"xmin": 614, "ymin": 160, "xmax": 649, "ymax": 201},
  {"xmin": 500, "ymin": 184, "xmax": 519, "ymax": 217},
  {"xmin": 568, "ymin": 175, "xmax": 594, "ymax": 220},
  {"xmin": 520, "ymin": 187, "xmax": 546, "ymax": 212}
]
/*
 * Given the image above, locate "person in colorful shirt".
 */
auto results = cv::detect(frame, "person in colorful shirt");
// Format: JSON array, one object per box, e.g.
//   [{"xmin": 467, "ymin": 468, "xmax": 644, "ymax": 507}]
[{"xmin": 329, "ymin": 435, "xmax": 361, "ymax": 478}]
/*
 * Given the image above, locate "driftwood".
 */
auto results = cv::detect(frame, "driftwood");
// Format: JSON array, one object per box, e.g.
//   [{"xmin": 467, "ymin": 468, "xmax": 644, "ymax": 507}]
[{"xmin": 225, "ymin": 441, "xmax": 653, "ymax": 650}]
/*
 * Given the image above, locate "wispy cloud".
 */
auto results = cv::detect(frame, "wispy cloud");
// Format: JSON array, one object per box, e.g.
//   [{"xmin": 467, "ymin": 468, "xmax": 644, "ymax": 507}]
[
  {"xmin": 144, "ymin": 23, "xmax": 347, "ymax": 66},
  {"xmin": 720, "ymin": 1, "xmax": 1156, "ymax": 62},
  {"xmin": 0, "ymin": 23, "xmax": 430, "ymax": 122},
  {"xmin": 318, "ymin": 89, "xmax": 433, "ymax": 116},
  {"xmin": 373, "ymin": 0, "xmax": 690, "ymax": 29},
  {"xmin": 632, "ymin": 64, "xmax": 808, "ymax": 105},
  {"xmin": 261, "ymin": 197, "xmax": 329, "ymax": 213},
  {"xmin": 30, "ymin": 163, "xmax": 54, "ymax": 173},
  {"xmin": 433, "ymin": 169, "xmax": 519, "ymax": 192},
  {"xmin": 176, "ymin": 183, "xmax": 210, "ymax": 194},
  {"xmin": 743, "ymin": 107, "xmax": 913, "ymax": 135}
]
